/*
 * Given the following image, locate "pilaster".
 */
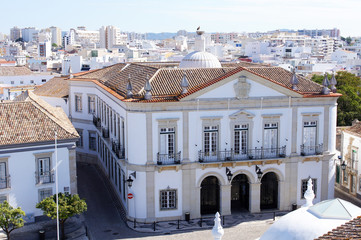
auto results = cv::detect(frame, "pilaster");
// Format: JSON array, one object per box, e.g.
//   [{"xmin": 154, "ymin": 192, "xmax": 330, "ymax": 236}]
[
  {"xmin": 250, "ymin": 182, "xmax": 261, "ymax": 213},
  {"xmin": 220, "ymin": 184, "xmax": 231, "ymax": 216}
]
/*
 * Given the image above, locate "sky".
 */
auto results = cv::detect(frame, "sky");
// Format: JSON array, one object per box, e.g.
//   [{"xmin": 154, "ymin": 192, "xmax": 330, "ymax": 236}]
[{"xmin": 2, "ymin": 0, "xmax": 361, "ymax": 36}]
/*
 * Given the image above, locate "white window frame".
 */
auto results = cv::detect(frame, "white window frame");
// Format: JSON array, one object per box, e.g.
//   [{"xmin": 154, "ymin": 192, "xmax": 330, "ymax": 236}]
[
  {"xmin": 89, "ymin": 131, "xmax": 97, "ymax": 151},
  {"xmin": 75, "ymin": 93, "xmax": 82, "ymax": 112},
  {"xmin": 0, "ymin": 195, "xmax": 7, "ymax": 203},
  {"xmin": 38, "ymin": 188, "xmax": 53, "ymax": 202},
  {"xmin": 0, "ymin": 158, "xmax": 9, "ymax": 189},
  {"xmin": 88, "ymin": 95, "xmax": 96, "ymax": 114},
  {"xmin": 157, "ymin": 119, "xmax": 179, "ymax": 157},
  {"xmin": 160, "ymin": 188, "xmax": 177, "ymax": 210},
  {"xmin": 201, "ymin": 117, "xmax": 222, "ymax": 158},
  {"xmin": 34, "ymin": 152, "xmax": 53, "ymax": 185}
]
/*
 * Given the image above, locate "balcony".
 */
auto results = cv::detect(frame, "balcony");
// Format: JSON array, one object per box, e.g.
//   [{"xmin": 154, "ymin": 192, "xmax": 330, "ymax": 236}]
[
  {"xmin": 102, "ymin": 127, "xmax": 109, "ymax": 138},
  {"xmin": 35, "ymin": 171, "xmax": 54, "ymax": 184},
  {"xmin": 300, "ymin": 143, "xmax": 323, "ymax": 156},
  {"xmin": 157, "ymin": 151, "xmax": 181, "ymax": 165},
  {"xmin": 198, "ymin": 146, "xmax": 286, "ymax": 163},
  {"xmin": 92, "ymin": 115, "xmax": 101, "ymax": 128},
  {"xmin": 112, "ymin": 140, "xmax": 125, "ymax": 159},
  {"xmin": 0, "ymin": 176, "xmax": 10, "ymax": 189}
]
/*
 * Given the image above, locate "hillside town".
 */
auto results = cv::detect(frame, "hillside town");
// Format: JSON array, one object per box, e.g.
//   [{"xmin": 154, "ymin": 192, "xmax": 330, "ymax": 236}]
[{"xmin": 1, "ymin": 22, "xmax": 361, "ymax": 240}]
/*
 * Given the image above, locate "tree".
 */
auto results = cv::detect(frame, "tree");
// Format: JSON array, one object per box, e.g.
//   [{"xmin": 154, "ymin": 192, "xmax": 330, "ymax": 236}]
[
  {"xmin": 36, "ymin": 193, "xmax": 87, "ymax": 240},
  {"xmin": 311, "ymin": 71, "xmax": 361, "ymax": 126},
  {"xmin": 0, "ymin": 201, "xmax": 25, "ymax": 240},
  {"xmin": 52, "ymin": 43, "xmax": 58, "ymax": 48}
]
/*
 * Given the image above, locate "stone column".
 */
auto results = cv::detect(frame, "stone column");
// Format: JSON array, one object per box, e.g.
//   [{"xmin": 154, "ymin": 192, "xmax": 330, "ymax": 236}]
[
  {"xmin": 146, "ymin": 112, "xmax": 153, "ymax": 164},
  {"xmin": 68, "ymin": 145, "xmax": 77, "ymax": 194},
  {"xmin": 250, "ymin": 182, "xmax": 261, "ymax": 213},
  {"xmin": 278, "ymin": 180, "xmax": 286, "ymax": 210},
  {"xmin": 146, "ymin": 170, "xmax": 155, "ymax": 221},
  {"xmin": 220, "ymin": 184, "xmax": 231, "ymax": 216}
]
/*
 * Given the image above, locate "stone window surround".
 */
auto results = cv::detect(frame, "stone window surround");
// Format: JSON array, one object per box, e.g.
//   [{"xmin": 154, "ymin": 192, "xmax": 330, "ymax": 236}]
[
  {"xmin": 87, "ymin": 94, "xmax": 96, "ymax": 114},
  {"xmin": 159, "ymin": 188, "xmax": 177, "ymax": 210},
  {"xmin": 230, "ymin": 111, "xmax": 254, "ymax": 152},
  {"xmin": 38, "ymin": 187, "xmax": 53, "ymax": 202},
  {"xmin": 201, "ymin": 116, "xmax": 222, "ymax": 153},
  {"xmin": 33, "ymin": 152, "xmax": 54, "ymax": 185},
  {"xmin": 301, "ymin": 112, "xmax": 321, "ymax": 147},
  {"xmin": 74, "ymin": 93, "xmax": 83, "ymax": 112},
  {"xmin": 0, "ymin": 157, "xmax": 9, "ymax": 190},
  {"xmin": 88, "ymin": 130, "xmax": 97, "ymax": 151},
  {"xmin": 261, "ymin": 114, "xmax": 282, "ymax": 149},
  {"xmin": 157, "ymin": 118, "xmax": 179, "ymax": 155}
]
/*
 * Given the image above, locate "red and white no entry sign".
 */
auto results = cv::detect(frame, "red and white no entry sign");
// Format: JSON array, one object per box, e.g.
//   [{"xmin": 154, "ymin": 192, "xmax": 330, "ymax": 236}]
[{"xmin": 127, "ymin": 193, "xmax": 134, "ymax": 199}]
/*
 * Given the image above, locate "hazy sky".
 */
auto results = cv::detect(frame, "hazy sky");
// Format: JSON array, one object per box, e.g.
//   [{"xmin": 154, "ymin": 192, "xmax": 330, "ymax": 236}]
[{"xmin": 2, "ymin": 0, "xmax": 361, "ymax": 36}]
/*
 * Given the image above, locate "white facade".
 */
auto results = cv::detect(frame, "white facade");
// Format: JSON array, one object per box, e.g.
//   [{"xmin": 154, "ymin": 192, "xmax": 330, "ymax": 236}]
[{"xmin": 66, "ymin": 64, "xmax": 339, "ymax": 222}]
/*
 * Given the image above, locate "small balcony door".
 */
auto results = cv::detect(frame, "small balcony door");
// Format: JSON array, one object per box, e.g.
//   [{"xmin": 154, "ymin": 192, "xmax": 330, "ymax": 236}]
[
  {"xmin": 264, "ymin": 123, "xmax": 278, "ymax": 157},
  {"xmin": 38, "ymin": 157, "xmax": 51, "ymax": 183},
  {"xmin": 234, "ymin": 124, "xmax": 248, "ymax": 159},
  {"xmin": 204, "ymin": 126, "xmax": 218, "ymax": 159},
  {"xmin": 160, "ymin": 128, "xmax": 175, "ymax": 159},
  {"xmin": 303, "ymin": 121, "xmax": 317, "ymax": 153}
]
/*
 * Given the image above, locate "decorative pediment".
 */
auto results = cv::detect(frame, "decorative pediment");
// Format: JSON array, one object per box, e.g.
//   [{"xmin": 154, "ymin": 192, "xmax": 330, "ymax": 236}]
[{"xmin": 229, "ymin": 110, "xmax": 255, "ymax": 119}]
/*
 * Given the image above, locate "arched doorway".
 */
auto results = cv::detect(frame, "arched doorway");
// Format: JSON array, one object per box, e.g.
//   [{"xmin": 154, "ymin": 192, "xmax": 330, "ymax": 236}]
[
  {"xmin": 260, "ymin": 172, "xmax": 278, "ymax": 210},
  {"xmin": 201, "ymin": 176, "xmax": 220, "ymax": 215},
  {"xmin": 231, "ymin": 174, "xmax": 249, "ymax": 212}
]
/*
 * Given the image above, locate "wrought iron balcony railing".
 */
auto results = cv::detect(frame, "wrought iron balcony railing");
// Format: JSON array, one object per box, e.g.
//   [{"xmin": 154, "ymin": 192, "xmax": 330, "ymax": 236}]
[
  {"xmin": 198, "ymin": 146, "xmax": 286, "ymax": 163},
  {"xmin": 92, "ymin": 115, "xmax": 101, "ymax": 128},
  {"xmin": 0, "ymin": 175, "xmax": 10, "ymax": 189},
  {"xmin": 157, "ymin": 151, "xmax": 181, "ymax": 165},
  {"xmin": 102, "ymin": 127, "xmax": 109, "ymax": 138},
  {"xmin": 112, "ymin": 140, "xmax": 125, "ymax": 159},
  {"xmin": 300, "ymin": 143, "xmax": 323, "ymax": 156},
  {"xmin": 35, "ymin": 171, "xmax": 54, "ymax": 184}
]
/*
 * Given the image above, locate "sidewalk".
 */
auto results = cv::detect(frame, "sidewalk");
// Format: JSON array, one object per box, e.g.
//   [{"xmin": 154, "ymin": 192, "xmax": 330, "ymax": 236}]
[
  {"xmin": 126, "ymin": 211, "xmax": 287, "ymax": 234},
  {"xmin": 1, "ymin": 215, "xmax": 88, "ymax": 240}
]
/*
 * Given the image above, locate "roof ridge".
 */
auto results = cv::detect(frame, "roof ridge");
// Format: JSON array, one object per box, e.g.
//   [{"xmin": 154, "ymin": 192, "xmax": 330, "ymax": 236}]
[{"xmin": 26, "ymin": 92, "xmax": 78, "ymax": 138}]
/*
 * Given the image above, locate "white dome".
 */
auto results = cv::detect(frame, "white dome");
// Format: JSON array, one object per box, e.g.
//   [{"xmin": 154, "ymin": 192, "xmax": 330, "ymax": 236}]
[
  {"xmin": 260, "ymin": 199, "xmax": 361, "ymax": 240},
  {"xmin": 179, "ymin": 51, "xmax": 221, "ymax": 68}
]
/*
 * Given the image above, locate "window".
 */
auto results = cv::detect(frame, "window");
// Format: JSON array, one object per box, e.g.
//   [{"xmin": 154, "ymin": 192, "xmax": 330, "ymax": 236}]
[
  {"xmin": 160, "ymin": 189, "xmax": 177, "ymax": 210},
  {"xmin": 76, "ymin": 129, "xmax": 83, "ymax": 147},
  {"xmin": 89, "ymin": 132, "xmax": 96, "ymax": 151},
  {"xmin": 75, "ymin": 94, "xmax": 82, "ymax": 112},
  {"xmin": 30, "ymin": 80, "xmax": 34, "ymax": 84},
  {"xmin": 160, "ymin": 128, "xmax": 175, "ymax": 156},
  {"xmin": 0, "ymin": 195, "xmax": 7, "ymax": 203},
  {"xmin": 234, "ymin": 124, "xmax": 248, "ymax": 155},
  {"xmin": 10, "ymin": 81, "xmax": 14, "ymax": 85},
  {"xmin": 37, "ymin": 157, "xmax": 52, "ymax": 184},
  {"xmin": 264, "ymin": 122, "xmax": 278, "ymax": 157},
  {"xmin": 0, "ymin": 162, "xmax": 7, "ymax": 189},
  {"xmin": 20, "ymin": 81, "xmax": 24, "ymax": 84},
  {"xmin": 42, "ymin": 79, "xmax": 46, "ymax": 83},
  {"xmin": 39, "ymin": 188, "xmax": 52, "ymax": 202},
  {"xmin": 351, "ymin": 149, "xmax": 358, "ymax": 170},
  {"xmin": 303, "ymin": 121, "xmax": 317, "ymax": 154},
  {"xmin": 88, "ymin": 95, "xmax": 95, "ymax": 114},
  {"xmin": 343, "ymin": 169, "xmax": 348, "ymax": 184},
  {"xmin": 204, "ymin": 126, "xmax": 218, "ymax": 156},
  {"xmin": 301, "ymin": 178, "xmax": 317, "ymax": 199}
]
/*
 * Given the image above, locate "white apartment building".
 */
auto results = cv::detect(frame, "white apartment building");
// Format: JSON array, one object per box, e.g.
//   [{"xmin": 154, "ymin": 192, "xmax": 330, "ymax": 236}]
[
  {"xmin": 99, "ymin": 26, "xmax": 127, "ymax": 49},
  {"xmin": 38, "ymin": 41, "xmax": 52, "ymax": 58},
  {"xmin": 331, "ymin": 49, "xmax": 358, "ymax": 65},
  {"xmin": 0, "ymin": 92, "xmax": 78, "ymax": 221},
  {"xmin": 21, "ymin": 27, "xmax": 39, "ymax": 42},
  {"xmin": 49, "ymin": 26, "xmax": 62, "ymax": 46},
  {"xmin": 10, "ymin": 27, "xmax": 21, "ymax": 41}
]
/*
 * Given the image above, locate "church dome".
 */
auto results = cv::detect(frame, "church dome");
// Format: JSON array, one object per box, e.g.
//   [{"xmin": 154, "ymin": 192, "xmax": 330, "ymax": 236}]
[{"xmin": 179, "ymin": 51, "xmax": 222, "ymax": 68}]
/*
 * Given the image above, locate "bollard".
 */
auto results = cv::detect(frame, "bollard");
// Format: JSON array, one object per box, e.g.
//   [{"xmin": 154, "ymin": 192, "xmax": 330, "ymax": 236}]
[
  {"xmin": 223, "ymin": 215, "xmax": 225, "ymax": 226},
  {"xmin": 200, "ymin": 217, "xmax": 203, "ymax": 227},
  {"xmin": 177, "ymin": 219, "xmax": 180, "ymax": 229},
  {"xmin": 85, "ymin": 226, "xmax": 88, "ymax": 236},
  {"xmin": 38, "ymin": 230, "xmax": 45, "ymax": 240},
  {"xmin": 134, "ymin": 219, "xmax": 136, "ymax": 228},
  {"xmin": 153, "ymin": 221, "xmax": 156, "ymax": 231},
  {"xmin": 273, "ymin": 212, "xmax": 276, "ymax": 221}
]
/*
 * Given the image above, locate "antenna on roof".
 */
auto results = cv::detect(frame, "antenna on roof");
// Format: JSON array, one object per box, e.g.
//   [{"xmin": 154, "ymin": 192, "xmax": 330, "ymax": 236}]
[
  {"xmin": 290, "ymin": 68, "xmax": 299, "ymax": 91},
  {"xmin": 126, "ymin": 74, "xmax": 133, "ymax": 99},
  {"xmin": 181, "ymin": 72, "xmax": 189, "ymax": 94},
  {"xmin": 144, "ymin": 75, "xmax": 152, "ymax": 100}
]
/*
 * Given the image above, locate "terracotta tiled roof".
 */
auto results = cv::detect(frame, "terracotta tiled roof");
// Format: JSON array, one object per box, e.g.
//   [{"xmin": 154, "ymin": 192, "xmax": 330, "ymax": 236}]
[
  {"xmin": 0, "ymin": 92, "xmax": 78, "ymax": 146},
  {"xmin": 33, "ymin": 77, "xmax": 69, "ymax": 98},
  {"xmin": 316, "ymin": 216, "xmax": 361, "ymax": 239},
  {"xmin": 0, "ymin": 66, "xmax": 33, "ymax": 76},
  {"xmin": 73, "ymin": 62, "xmax": 337, "ymax": 102}
]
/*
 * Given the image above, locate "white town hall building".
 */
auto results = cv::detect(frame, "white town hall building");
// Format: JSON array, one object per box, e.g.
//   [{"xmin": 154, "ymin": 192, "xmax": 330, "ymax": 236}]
[{"xmin": 35, "ymin": 30, "xmax": 340, "ymax": 223}]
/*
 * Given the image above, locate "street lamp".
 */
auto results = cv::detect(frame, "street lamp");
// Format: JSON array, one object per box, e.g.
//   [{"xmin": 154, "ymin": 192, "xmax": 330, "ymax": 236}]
[
  {"xmin": 226, "ymin": 167, "xmax": 233, "ymax": 182},
  {"xmin": 126, "ymin": 171, "xmax": 136, "ymax": 188},
  {"xmin": 341, "ymin": 161, "xmax": 347, "ymax": 170},
  {"xmin": 255, "ymin": 165, "xmax": 263, "ymax": 181}
]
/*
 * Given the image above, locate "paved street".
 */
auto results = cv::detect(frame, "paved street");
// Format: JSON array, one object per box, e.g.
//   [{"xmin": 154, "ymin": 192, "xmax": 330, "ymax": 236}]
[{"xmin": 77, "ymin": 162, "xmax": 274, "ymax": 240}]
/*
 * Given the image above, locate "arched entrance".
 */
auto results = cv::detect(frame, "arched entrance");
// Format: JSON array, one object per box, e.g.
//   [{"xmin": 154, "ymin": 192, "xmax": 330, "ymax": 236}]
[
  {"xmin": 260, "ymin": 172, "xmax": 278, "ymax": 210},
  {"xmin": 231, "ymin": 174, "xmax": 249, "ymax": 212},
  {"xmin": 201, "ymin": 176, "xmax": 220, "ymax": 215}
]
